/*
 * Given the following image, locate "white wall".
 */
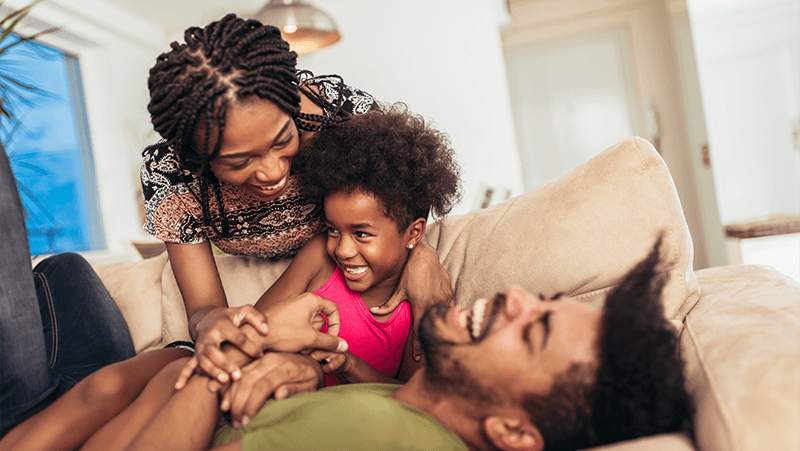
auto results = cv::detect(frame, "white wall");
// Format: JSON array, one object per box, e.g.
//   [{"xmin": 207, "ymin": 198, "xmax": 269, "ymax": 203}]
[
  {"xmin": 8, "ymin": 0, "xmax": 162, "ymax": 263},
  {"xmin": 297, "ymin": 0, "xmax": 524, "ymax": 213}
]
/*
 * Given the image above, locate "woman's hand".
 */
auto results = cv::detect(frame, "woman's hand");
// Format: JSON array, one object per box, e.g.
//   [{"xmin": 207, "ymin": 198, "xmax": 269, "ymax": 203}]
[
  {"xmin": 175, "ymin": 305, "xmax": 269, "ymax": 389},
  {"xmin": 219, "ymin": 352, "xmax": 324, "ymax": 427},
  {"xmin": 262, "ymin": 292, "xmax": 348, "ymax": 354},
  {"xmin": 370, "ymin": 243, "xmax": 454, "ymax": 361}
]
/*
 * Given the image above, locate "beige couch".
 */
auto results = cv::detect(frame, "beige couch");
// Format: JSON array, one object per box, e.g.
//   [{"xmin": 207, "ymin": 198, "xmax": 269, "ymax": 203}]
[{"xmin": 96, "ymin": 137, "xmax": 800, "ymax": 451}]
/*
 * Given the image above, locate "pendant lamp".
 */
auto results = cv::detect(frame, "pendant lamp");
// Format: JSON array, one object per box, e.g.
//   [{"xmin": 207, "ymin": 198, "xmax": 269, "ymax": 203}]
[{"xmin": 252, "ymin": 0, "xmax": 342, "ymax": 55}]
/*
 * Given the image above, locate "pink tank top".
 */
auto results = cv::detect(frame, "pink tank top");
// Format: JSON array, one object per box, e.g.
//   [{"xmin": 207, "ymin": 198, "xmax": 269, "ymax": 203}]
[{"xmin": 317, "ymin": 267, "xmax": 411, "ymax": 386}]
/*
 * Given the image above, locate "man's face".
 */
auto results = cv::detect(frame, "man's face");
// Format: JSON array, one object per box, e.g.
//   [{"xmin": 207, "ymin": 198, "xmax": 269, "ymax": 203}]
[{"xmin": 418, "ymin": 287, "xmax": 601, "ymax": 405}]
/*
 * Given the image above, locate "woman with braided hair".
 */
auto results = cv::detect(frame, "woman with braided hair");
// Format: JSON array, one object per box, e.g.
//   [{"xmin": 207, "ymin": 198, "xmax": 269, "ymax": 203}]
[{"xmin": 140, "ymin": 14, "xmax": 453, "ymax": 386}]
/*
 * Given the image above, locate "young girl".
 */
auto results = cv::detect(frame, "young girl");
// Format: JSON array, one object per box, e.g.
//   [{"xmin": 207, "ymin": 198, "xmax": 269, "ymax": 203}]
[
  {"xmin": 251, "ymin": 103, "xmax": 462, "ymax": 387},
  {"xmin": 141, "ymin": 14, "xmax": 451, "ymax": 377}
]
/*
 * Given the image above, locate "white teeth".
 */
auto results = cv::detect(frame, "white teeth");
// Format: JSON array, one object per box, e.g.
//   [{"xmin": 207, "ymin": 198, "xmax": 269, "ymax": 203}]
[
  {"xmin": 471, "ymin": 298, "xmax": 488, "ymax": 339},
  {"xmin": 458, "ymin": 309, "xmax": 469, "ymax": 330},
  {"xmin": 345, "ymin": 266, "xmax": 367, "ymax": 275}
]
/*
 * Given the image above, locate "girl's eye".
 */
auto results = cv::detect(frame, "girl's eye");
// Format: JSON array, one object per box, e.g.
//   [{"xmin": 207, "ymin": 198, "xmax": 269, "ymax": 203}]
[
  {"xmin": 327, "ymin": 226, "xmax": 339, "ymax": 235},
  {"xmin": 355, "ymin": 231, "xmax": 371, "ymax": 238}
]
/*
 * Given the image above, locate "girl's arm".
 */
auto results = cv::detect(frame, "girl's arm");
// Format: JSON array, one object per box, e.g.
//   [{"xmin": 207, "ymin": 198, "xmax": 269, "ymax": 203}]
[{"xmin": 253, "ymin": 234, "xmax": 333, "ymax": 312}]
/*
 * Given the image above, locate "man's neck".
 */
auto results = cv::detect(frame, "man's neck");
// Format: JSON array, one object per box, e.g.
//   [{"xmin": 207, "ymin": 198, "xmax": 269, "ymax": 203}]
[{"xmin": 389, "ymin": 370, "xmax": 492, "ymax": 451}]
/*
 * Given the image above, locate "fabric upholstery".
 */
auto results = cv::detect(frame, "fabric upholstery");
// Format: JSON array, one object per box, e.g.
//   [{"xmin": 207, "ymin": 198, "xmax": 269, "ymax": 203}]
[{"xmin": 426, "ymin": 136, "xmax": 698, "ymax": 320}]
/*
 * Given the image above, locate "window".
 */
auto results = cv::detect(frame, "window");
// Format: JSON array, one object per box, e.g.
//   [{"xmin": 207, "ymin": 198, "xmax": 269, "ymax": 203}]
[{"xmin": 0, "ymin": 34, "xmax": 104, "ymax": 256}]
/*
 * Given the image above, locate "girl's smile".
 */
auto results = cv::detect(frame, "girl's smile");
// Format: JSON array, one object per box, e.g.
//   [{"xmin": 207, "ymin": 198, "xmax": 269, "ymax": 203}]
[{"xmin": 323, "ymin": 189, "xmax": 421, "ymax": 308}]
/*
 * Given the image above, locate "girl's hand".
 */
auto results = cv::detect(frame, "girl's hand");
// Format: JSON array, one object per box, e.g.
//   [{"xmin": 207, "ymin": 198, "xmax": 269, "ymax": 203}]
[
  {"xmin": 175, "ymin": 305, "xmax": 269, "ymax": 389},
  {"xmin": 219, "ymin": 352, "xmax": 324, "ymax": 427},
  {"xmin": 309, "ymin": 350, "xmax": 351, "ymax": 374},
  {"xmin": 371, "ymin": 243, "xmax": 454, "ymax": 361}
]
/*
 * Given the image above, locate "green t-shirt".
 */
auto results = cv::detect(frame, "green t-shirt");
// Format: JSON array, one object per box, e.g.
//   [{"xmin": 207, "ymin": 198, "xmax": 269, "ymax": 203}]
[{"xmin": 216, "ymin": 383, "xmax": 467, "ymax": 451}]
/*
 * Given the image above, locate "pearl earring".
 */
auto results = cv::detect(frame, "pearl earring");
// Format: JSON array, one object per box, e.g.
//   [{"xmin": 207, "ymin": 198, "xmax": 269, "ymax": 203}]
[{"xmin": 407, "ymin": 244, "xmax": 414, "ymax": 249}]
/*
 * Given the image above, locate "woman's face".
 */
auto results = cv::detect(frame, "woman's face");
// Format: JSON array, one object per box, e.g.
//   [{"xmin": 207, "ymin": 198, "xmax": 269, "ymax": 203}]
[{"xmin": 198, "ymin": 97, "xmax": 300, "ymax": 202}]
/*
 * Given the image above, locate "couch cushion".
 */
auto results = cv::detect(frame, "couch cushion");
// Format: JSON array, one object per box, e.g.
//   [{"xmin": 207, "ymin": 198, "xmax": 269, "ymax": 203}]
[
  {"xmin": 426, "ymin": 137, "xmax": 699, "ymax": 320},
  {"xmin": 94, "ymin": 253, "xmax": 170, "ymax": 352},
  {"xmin": 684, "ymin": 265, "xmax": 800, "ymax": 451}
]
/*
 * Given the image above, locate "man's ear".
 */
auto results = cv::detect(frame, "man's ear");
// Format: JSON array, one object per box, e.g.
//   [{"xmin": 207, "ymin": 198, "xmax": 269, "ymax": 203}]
[
  {"xmin": 483, "ymin": 415, "xmax": 544, "ymax": 451},
  {"xmin": 405, "ymin": 217, "xmax": 427, "ymax": 248}
]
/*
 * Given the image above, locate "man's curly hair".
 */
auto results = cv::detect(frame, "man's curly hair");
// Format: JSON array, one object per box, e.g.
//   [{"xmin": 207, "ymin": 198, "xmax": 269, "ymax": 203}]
[
  {"xmin": 523, "ymin": 237, "xmax": 694, "ymax": 450},
  {"xmin": 293, "ymin": 103, "xmax": 462, "ymax": 229}
]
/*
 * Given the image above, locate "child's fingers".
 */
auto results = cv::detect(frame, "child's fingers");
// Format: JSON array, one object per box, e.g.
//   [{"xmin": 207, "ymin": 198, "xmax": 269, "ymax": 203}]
[
  {"xmin": 321, "ymin": 353, "xmax": 347, "ymax": 373},
  {"xmin": 308, "ymin": 350, "xmax": 333, "ymax": 363}
]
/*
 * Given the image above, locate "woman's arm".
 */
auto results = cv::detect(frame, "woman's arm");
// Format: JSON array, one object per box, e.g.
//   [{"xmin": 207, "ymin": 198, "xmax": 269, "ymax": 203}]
[
  {"xmin": 176, "ymin": 235, "xmax": 332, "ymax": 388},
  {"xmin": 166, "ymin": 241, "xmax": 269, "ymax": 384}
]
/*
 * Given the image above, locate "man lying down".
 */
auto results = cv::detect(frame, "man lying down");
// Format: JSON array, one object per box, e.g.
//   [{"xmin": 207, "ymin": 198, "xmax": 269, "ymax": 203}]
[{"xmin": 126, "ymin": 240, "xmax": 693, "ymax": 451}]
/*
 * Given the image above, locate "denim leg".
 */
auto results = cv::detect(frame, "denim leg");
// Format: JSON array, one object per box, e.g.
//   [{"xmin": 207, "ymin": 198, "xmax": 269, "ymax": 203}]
[
  {"xmin": 0, "ymin": 146, "xmax": 63, "ymax": 436},
  {"xmin": 32, "ymin": 253, "xmax": 135, "ymax": 383}
]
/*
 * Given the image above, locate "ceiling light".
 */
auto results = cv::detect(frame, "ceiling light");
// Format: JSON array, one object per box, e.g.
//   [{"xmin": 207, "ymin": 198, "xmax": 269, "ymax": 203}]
[{"xmin": 252, "ymin": 0, "xmax": 341, "ymax": 55}]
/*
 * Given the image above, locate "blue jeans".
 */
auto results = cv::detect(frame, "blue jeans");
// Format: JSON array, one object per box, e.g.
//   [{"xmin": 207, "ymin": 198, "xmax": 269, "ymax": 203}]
[{"xmin": 0, "ymin": 146, "xmax": 135, "ymax": 436}]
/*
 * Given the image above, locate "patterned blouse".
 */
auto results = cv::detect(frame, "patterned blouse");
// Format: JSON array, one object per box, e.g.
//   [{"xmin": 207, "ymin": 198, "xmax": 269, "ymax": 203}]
[{"xmin": 141, "ymin": 72, "xmax": 376, "ymax": 259}]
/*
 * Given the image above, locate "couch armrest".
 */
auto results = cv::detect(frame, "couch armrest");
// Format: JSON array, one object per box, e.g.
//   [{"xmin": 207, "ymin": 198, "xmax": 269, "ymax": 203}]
[{"xmin": 682, "ymin": 265, "xmax": 800, "ymax": 451}]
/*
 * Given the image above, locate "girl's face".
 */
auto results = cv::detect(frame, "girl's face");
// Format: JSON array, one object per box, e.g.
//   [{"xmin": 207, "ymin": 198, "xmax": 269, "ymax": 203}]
[
  {"xmin": 324, "ymin": 189, "xmax": 424, "ymax": 305},
  {"xmin": 199, "ymin": 97, "xmax": 300, "ymax": 202}
]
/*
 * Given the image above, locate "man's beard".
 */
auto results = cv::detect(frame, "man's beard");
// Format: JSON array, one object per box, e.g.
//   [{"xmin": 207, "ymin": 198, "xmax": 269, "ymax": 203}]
[{"xmin": 416, "ymin": 295, "xmax": 506, "ymax": 406}]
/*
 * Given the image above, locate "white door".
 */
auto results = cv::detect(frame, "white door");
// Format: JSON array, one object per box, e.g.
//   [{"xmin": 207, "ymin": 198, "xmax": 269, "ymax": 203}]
[
  {"xmin": 505, "ymin": 29, "xmax": 641, "ymax": 188},
  {"xmin": 686, "ymin": 0, "xmax": 800, "ymax": 225}
]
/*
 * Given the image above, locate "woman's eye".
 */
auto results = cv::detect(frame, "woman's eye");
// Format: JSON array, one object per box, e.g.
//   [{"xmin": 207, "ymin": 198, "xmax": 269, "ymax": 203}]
[
  {"xmin": 274, "ymin": 133, "xmax": 294, "ymax": 148},
  {"xmin": 228, "ymin": 159, "xmax": 250, "ymax": 169}
]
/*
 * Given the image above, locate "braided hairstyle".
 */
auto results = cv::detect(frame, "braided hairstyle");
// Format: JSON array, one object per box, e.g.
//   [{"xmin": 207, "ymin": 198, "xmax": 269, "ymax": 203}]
[{"xmin": 145, "ymin": 14, "xmax": 349, "ymax": 234}]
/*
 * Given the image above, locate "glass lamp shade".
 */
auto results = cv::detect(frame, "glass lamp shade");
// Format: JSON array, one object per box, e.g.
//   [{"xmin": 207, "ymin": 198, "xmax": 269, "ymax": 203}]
[{"xmin": 252, "ymin": 0, "xmax": 342, "ymax": 55}]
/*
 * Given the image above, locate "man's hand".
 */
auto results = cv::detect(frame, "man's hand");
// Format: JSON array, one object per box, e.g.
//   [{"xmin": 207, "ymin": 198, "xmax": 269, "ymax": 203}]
[
  {"xmin": 219, "ymin": 352, "xmax": 324, "ymax": 427},
  {"xmin": 262, "ymin": 292, "xmax": 348, "ymax": 354},
  {"xmin": 371, "ymin": 243, "xmax": 454, "ymax": 361},
  {"xmin": 176, "ymin": 306, "xmax": 269, "ymax": 389}
]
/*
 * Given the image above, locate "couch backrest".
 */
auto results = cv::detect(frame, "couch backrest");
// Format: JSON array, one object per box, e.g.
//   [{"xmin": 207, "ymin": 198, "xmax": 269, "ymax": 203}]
[{"xmin": 426, "ymin": 136, "xmax": 699, "ymax": 320}]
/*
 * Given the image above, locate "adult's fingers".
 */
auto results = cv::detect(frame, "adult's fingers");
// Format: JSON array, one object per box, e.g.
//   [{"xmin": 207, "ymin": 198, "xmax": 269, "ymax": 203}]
[
  {"xmin": 174, "ymin": 357, "xmax": 199, "ymax": 390},
  {"xmin": 234, "ymin": 305, "xmax": 269, "ymax": 336},
  {"xmin": 369, "ymin": 292, "xmax": 404, "ymax": 315},
  {"xmin": 195, "ymin": 345, "xmax": 240, "ymax": 384},
  {"xmin": 315, "ymin": 297, "xmax": 341, "ymax": 338}
]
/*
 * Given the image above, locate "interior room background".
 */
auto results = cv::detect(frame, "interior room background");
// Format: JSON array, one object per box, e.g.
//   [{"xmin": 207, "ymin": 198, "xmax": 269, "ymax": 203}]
[{"xmin": 2, "ymin": 0, "xmax": 797, "ymax": 280}]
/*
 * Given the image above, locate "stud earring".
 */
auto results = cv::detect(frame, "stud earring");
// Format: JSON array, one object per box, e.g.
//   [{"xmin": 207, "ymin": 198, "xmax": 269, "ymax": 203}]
[{"xmin": 407, "ymin": 244, "xmax": 414, "ymax": 249}]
